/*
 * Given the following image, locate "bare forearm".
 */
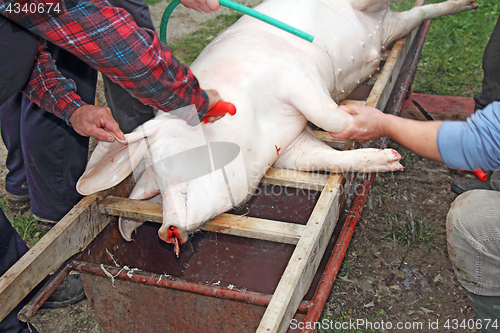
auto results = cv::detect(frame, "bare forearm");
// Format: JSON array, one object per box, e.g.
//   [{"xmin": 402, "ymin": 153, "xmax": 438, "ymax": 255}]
[
  {"xmin": 383, "ymin": 114, "xmax": 443, "ymax": 163},
  {"xmin": 331, "ymin": 104, "xmax": 445, "ymax": 163}
]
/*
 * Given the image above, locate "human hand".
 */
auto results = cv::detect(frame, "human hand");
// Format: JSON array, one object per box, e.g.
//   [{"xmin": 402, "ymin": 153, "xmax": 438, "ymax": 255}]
[
  {"xmin": 69, "ymin": 105, "xmax": 125, "ymax": 143},
  {"xmin": 203, "ymin": 89, "xmax": 224, "ymax": 123},
  {"xmin": 329, "ymin": 104, "xmax": 387, "ymax": 142},
  {"xmin": 180, "ymin": 0, "xmax": 220, "ymax": 13}
]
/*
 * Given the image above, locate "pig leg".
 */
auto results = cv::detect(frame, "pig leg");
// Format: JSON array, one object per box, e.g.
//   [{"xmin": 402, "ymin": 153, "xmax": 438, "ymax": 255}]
[
  {"xmin": 381, "ymin": 0, "xmax": 477, "ymax": 46},
  {"xmin": 287, "ymin": 76, "xmax": 354, "ymax": 133},
  {"xmin": 274, "ymin": 127, "xmax": 403, "ymax": 173},
  {"xmin": 119, "ymin": 167, "xmax": 160, "ymax": 241}
]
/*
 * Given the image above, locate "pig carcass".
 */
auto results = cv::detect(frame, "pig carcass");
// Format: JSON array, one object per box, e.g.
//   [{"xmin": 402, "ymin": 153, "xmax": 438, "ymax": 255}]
[{"xmin": 77, "ymin": 0, "xmax": 476, "ymax": 245}]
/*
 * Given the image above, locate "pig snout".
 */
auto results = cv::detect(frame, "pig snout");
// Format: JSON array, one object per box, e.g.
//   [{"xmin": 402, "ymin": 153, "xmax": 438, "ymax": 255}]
[{"xmin": 158, "ymin": 223, "xmax": 189, "ymax": 244}]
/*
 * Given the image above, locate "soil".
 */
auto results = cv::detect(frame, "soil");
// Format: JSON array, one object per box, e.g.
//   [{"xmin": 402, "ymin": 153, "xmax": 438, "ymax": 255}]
[{"xmin": 0, "ymin": 1, "xmax": 481, "ymax": 332}]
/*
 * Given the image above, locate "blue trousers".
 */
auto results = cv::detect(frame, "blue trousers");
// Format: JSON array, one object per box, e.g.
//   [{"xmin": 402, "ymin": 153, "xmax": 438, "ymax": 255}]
[
  {"xmin": 0, "ymin": 211, "xmax": 35, "ymax": 333},
  {"xmin": 0, "ymin": 43, "xmax": 97, "ymax": 221}
]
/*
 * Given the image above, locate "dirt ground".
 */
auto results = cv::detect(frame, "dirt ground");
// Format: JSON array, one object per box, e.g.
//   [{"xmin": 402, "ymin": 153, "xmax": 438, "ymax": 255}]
[{"xmin": 0, "ymin": 0, "xmax": 483, "ymax": 332}]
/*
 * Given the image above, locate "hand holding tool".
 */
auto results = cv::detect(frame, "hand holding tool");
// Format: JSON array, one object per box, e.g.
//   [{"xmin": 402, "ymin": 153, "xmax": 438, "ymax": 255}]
[{"xmin": 202, "ymin": 101, "xmax": 236, "ymax": 123}]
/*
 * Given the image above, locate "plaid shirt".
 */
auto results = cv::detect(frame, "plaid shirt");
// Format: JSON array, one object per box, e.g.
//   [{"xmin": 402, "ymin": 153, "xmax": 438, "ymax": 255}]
[
  {"xmin": 0, "ymin": 0, "xmax": 209, "ymax": 124},
  {"xmin": 24, "ymin": 44, "xmax": 86, "ymax": 123}
]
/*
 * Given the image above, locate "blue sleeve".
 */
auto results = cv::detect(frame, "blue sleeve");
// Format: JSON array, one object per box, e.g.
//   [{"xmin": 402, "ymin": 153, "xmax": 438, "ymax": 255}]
[{"xmin": 437, "ymin": 101, "xmax": 500, "ymax": 171}]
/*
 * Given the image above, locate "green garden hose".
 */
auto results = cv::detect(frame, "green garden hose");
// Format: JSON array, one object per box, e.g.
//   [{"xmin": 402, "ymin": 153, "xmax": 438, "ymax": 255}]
[{"xmin": 159, "ymin": 0, "xmax": 314, "ymax": 45}]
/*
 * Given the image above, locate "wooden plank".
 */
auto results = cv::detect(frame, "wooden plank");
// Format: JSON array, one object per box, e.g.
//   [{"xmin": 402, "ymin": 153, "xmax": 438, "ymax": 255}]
[
  {"xmin": 339, "ymin": 99, "xmax": 365, "ymax": 106},
  {"xmin": 99, "ymin": 195, "xmax": 162, "ymax": 222},
  {"xmin": 311, "ymin": 130, "xmax": 346, "ymax": 149},
  {"xmin": 365, "ymin": 7, "xmax": 423, "ymax": 109},
  {"xmin": 257, "ymin": 174, "xmax": 344, "ymax": 333},
  {"xmin": 203, "ymin": 214, "xmax": 304, "ymax": 245},
  {"xmin": 262, "ymin": 168, "xmax": 329, "ymax": 191},
  {"xmin": 365, "ymin": 37, "xmax": 407, "ymax": 109},
  {"xmin": 98, "ymin": 196, "xmax": 304, "ymax": 244},
  {"xmin": 0, "ymin": 193, "xmax": 113, "ymax": 322}
]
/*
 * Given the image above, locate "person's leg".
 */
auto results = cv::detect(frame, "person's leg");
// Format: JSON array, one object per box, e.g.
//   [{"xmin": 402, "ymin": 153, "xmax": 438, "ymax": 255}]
[
  {"xmin": 474, "ymin": 13, "xmax": 500, "ymax": 111},
  {"xmin": 447, "ymin": 190, "xmax": 500, "ymax": 332},
  {"xmin": 0, "ymin": 209, "xmax": 38, "ymax": 333},
  {"xmin": 21, "ymin": 42, "xmax": 96, "ymax": 221},
  {"xmin": 102, "ymin": 0, "xmax": 156, "ymax": 133},
  {"xmin": 0, "ymin": 93, "xmax": 29, "ymax": 202}
]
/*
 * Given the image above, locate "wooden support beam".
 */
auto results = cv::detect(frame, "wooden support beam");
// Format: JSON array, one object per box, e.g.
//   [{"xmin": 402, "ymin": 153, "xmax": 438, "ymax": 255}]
[
  {"xmin": 311, "ymin": 131, "xmax": 346, "ymax": 150},
  {"xmin": 0, "ymin": 193, "xmax": 112, "ymax": 322},
  {"xmin": 262, "ymin": 168, "xmax": 329, "ymax": 191},
  {"xmin": 365, "ymin": 37, "xmax": 408, "ymax": 109},
  {"xmin": 339, "ymin": 99, "xmax": 365, "ymax": 106},
  {"xmin": 203, "ymin": 214, "xmax": 304, "ymax": 245},
  {"xmin": 99, "ymin": 195, "xmax": 162, "ymax": 222},
  {"xmin": 257, "ymin": 174, "xmax": 344, "ymax": 333},
  {"xmin": 98, "ymin": 196, "xmax": 304, "ymax": 244}
]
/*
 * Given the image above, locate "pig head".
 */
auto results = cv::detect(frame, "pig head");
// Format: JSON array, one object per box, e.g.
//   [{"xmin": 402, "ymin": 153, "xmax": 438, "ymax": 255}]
[{"xmin": 77, "ymin": 0, "xmax": 476, "ymax": 244}]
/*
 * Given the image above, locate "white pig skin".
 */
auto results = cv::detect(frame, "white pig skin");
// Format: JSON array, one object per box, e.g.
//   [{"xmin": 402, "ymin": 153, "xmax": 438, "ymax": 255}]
[{"xmin": 77, "ymin": 0, "xmax": 476, "ymax": 244}]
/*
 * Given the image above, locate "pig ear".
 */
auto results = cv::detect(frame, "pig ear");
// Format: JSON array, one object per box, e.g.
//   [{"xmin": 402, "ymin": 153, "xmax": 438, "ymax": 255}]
[{"xmin": 76, "ymin": 121, "xmax": 163, "ymax": 195}]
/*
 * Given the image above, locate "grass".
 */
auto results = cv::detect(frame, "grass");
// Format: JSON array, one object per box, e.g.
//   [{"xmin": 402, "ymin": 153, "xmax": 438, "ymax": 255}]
[
  {"xmin": 169, "ymin": 13, "xmax": 242, "ymax": 64},
  {"xmin": 144, "ymin": 0, "xmax": 163, "ymax": 5},
  {"xmin": 412, "ymin": 0, "xmax": 500, "ymax": 97},
  {"xmin": 0, "ymin": 198, "xmax": 48, "ymax": 247},
  {"xmin": 381, "ymin": 213, "xmax": 436, "ymax": 247}
]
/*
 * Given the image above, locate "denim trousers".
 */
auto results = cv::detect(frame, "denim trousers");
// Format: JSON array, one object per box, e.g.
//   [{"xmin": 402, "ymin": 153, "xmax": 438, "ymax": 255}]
[{"xmin": 0, "ymin": 43, "xmax": 96, "ymax": 221}]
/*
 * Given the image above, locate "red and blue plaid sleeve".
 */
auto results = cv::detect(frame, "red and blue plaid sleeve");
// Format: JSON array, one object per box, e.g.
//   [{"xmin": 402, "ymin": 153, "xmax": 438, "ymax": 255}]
[
  {"xmin": 23, "ymin": 45, "xmax": 85, "ymax": 124},
  {"xmin": 0, "ymin": 0, "xmax": 209, "ymax": 124}
]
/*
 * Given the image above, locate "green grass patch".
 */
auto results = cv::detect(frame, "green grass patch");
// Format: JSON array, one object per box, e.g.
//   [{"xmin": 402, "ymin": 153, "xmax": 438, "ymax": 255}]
[
  {"xmin": 412, "ymin": 0, "xmax": 500, "ymax": 97},
  {"xmin": 10, "ymin": 214, "xmax": 47, "ymax": 247},
  {"xmin": 144, "ymin": 0, "xmax": 163, "ymax": 5},
  {"xmin": 390, "ymin": 0, "xmax": 418, "ymax": 12},
  {"xmin": 169, "ymin": 13, "xmax": 242, "ymax": 64},
  {"xmin": 382, "ymin": 213, "xmax": 435, "ymax": 247},
  {"xmin": 0, "ymin": 198, "xmax": 48, "ymax": 247}
]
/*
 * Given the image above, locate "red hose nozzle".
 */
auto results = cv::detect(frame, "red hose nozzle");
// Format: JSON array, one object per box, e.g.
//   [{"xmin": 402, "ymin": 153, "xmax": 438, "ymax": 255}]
[
  {"xmin": 202, "ymin": 101, "xmax": 237, "ymax": 123},
  {"xmin": 472, "ymin": 169, "xmax": 488, "ymax": 182}
]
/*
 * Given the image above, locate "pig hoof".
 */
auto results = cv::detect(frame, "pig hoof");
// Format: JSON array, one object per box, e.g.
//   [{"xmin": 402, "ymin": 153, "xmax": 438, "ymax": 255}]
[
  {"xmin": 390, "ymin": 149, "xmax": 401, "ymax": 160},
  {"xmin": 118, "ymin": 217, "xmax": 144, "ymax": 241}
]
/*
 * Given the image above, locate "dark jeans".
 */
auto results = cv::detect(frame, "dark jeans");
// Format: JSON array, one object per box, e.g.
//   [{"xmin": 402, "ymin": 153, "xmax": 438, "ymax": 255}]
[
  {"xmin": 0, "ymin": 211, "xmax": 36, "ymax": 333},
  {"xmin": 474, "ymin": 14, "xmax": 500, "ymax": 110},
  {"xmin": 0, "ymin": 43, "xmax": 97, "ymax": 221},
  {"xmin": 0, "ymin": 17, "xmax": 40, "ymax": 106}
]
